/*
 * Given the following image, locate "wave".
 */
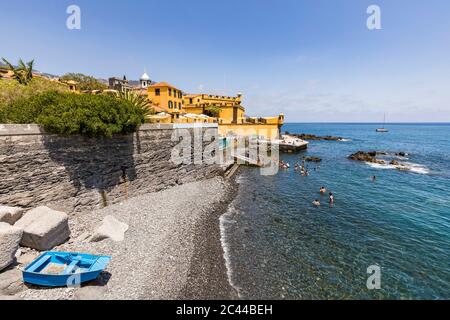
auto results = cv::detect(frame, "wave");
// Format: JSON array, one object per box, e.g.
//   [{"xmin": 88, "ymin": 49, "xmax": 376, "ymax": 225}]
[
  {"xmin": 219, "ymin": 206, "xmax": 243, "ymax": 298},
  {"xmin": 403, "ymin": 162, "xmax": 431, "ymax": 175},
  {"xmin": 366, "ymin": 161, "xmax": 430, "ymax": 175},
  {"xmin": 339, "ymin": 138, "xmax": 352, "ymax": 142}
]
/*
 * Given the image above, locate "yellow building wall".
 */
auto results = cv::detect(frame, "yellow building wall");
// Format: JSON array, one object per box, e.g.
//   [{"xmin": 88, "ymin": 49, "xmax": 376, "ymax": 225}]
[
  {"xmin": 182, "ymin": 106, "xmax": 204, "ymax": 115},
  {"xmin": 219, "ymin": 124, "xmax": 281, "ymax": 140},
  {"xmin": 183, "ymin": 94, "xmax": 241, "ymax": 107},
  {"xmin": 218, "ymin": 106, "xmax": 245, "ymax": 124},
  {"xmin": 148, "ymin": 84, "xmax": 184, "ymax": 113}
]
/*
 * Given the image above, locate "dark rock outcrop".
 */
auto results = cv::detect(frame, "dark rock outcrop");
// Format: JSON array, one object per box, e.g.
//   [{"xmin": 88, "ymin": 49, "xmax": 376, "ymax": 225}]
[
  {"xmin": 390, "ymin": 160, "xmax": 399, "ymax": 166},
  {"xmin": 396, "ymin": 152, "xmax": 407, "ymax": 157},
  {"xmin": 303, "ymin": 156, "xmax": 322, "ymax": 162},
  {"xmin": 289, "ymin": 133, "xmax": 344, "ymax": 141},
  {"xmin": 348, "ymin": 151, "xmax": 385, "ymax": 164}
]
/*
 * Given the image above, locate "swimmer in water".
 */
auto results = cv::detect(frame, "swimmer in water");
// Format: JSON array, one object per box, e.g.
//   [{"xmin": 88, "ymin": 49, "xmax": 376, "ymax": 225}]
[
  {"xmin": 329, "ymin": 192, "xmax": 335, "ymax": 204},
  {"xmin": 372, "ymin": 175, "xmax": 377, "ymax": 182},
  {"xmin": 320, "ymin": 187, "xmax": 327, "ymax": 194},
  {"xmin": 312, "ymin": 199, "xmax": 321, "ymax": 206}
]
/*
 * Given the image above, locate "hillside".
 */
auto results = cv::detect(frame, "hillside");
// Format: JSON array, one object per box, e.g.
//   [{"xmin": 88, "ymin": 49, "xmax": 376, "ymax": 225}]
[{"xmin": 0, "ymin": 77, "xmax": 70, "ymax": 109}]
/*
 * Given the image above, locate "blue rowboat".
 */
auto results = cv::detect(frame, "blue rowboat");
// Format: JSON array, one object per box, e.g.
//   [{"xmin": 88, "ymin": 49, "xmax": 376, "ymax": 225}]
[{"xmin": 22, "ymin": 252, "xmax": 111, "ymax": 287}]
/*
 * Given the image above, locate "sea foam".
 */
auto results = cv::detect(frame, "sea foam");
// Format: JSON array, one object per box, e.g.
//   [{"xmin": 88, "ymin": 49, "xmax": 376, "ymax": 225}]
[
  {"xmin": 219, "ymin": 205, "xmax": 244, "ymax": 298},
  {"xmin": 366, "ymin": 161, "xmax": 430, "ymax": 175}
]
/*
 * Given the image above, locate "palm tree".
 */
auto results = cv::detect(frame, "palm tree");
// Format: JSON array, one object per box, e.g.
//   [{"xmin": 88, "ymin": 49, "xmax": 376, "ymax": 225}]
[
  {"xmin": 1, "ymin": 58, "xmax": 34, "ymax": 85},
  {"xmin": 117, "ymin": 90, "xmax": 155, "ymax": 117}
]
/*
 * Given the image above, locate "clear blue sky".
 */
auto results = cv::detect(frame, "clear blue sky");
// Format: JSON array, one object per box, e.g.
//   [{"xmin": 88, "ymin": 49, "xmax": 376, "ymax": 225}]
[{"xmin": 2, "ymin": 0, "xmax": 450, "ymax": 122}]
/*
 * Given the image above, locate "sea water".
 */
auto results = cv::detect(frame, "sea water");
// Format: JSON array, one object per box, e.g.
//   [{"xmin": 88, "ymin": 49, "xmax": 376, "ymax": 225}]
[{"xmin": 220, "ymin": 123, "xmax": 450, "ymax": 299}]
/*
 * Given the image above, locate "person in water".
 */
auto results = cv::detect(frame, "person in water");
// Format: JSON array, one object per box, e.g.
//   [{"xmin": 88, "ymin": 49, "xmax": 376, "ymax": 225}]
[
  {"xmin": 320, "ymin": 187, "xmax": 327, "ymax": 194},
  {"xmin": 312, "ymin": 199, "xmax": 321, "ymax": 206},
  {"xmin": 372, "ymin": 175, "xmax": 377, "ymax": 182},
  {"xmin": 329, "ymin": 192, "xmax": 335, "ymax": 204}
]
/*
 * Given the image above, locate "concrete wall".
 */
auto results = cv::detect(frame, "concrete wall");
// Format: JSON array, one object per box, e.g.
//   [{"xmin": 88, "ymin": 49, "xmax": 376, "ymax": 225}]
[{"xmin": 0, "ymin": 123, "xmax": 223, "ymax": 214}]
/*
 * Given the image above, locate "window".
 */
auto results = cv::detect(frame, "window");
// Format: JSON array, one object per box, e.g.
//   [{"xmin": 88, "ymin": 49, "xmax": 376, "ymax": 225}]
[
  {"xmin": 179, "ymin": 102, "xmax": 182, "ymax": 108},
  {"xmin": 168, "ymin": 101, "xmax": 173, "ymax": 109},
  {"xmin": 169, "ymin": 88, "xmax": 172, "ymax": 96},
  {"xmin": 155, "ymin": 88, "xmax": 160, "ymax": 96},
  {"xmin": 189, "ymin": 98, "xmax": 193, "ymax": 104}
]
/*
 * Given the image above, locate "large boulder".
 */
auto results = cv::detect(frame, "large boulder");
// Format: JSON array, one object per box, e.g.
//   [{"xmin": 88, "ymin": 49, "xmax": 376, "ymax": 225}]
[
  {"xmin": 90, "ymin": 215, "xmax": 128, "ymax": 242},
  {"xmin": 0, "ymin": 206, "xmax": 25, "ymax": 225},
  {"xmin": 0, "ymin": 223, "xmax": 23, "ymax": 271},
  {"xmin": 0, "ymin": 268, "xmax": 24, "ymax": 295},
  {"xmin": 15, "ymin": 206, "xmax": 70, "ymax": 251}
]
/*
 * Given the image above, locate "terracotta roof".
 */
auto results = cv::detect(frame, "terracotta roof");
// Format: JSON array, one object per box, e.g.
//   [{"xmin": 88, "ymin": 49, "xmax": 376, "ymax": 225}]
[{"xmin": 149, "ymin": 81, "xmax": 179, "ymax": 89}]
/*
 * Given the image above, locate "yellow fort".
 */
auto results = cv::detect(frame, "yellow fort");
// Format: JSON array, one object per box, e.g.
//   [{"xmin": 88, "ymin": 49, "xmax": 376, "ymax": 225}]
[{"xmin": 145, "ymin": 75, "xmax": 284, "ymax": 139}]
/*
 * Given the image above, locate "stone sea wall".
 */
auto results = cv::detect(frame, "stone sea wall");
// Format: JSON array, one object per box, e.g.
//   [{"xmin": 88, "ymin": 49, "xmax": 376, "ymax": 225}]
[{"xmin": 0, "ymin": 124, "xmax": 223, "ymax": 213}]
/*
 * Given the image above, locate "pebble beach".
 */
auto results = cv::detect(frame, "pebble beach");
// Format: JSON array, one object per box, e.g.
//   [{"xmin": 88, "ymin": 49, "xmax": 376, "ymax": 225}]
[{"xmin": 12, "ymin": 177, "xmax": 238, "ymax": 300}]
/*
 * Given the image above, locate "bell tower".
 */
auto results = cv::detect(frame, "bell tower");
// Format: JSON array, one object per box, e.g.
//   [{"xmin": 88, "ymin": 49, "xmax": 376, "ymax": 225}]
[{"xmin": 140, "ymin": 69, "xmax": 150, "ymax": 89}]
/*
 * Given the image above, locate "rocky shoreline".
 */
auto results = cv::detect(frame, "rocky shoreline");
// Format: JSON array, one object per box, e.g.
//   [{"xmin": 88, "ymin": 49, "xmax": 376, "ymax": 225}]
[
  {"xmin": 286, "ymin": 132, "xmax": 344, "ymax": 141},
  {"xmin": 1, "ymin": 177, "xmax": 238, "ymax": 300}
]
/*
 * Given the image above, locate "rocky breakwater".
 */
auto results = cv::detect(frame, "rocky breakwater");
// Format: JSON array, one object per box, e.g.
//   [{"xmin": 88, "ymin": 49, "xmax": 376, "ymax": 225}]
[
  {"xmin": 348, "ymin": 151, "xmax": 414, "ymax": 172},
  {"xmin": 287, "ymin": 133, "xmax": 345, "ymax": 141}
]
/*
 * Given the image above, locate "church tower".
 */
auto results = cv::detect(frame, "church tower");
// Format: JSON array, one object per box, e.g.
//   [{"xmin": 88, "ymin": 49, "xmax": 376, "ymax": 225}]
[{"xmin": 140, "ymin": 70, "xmax": 150, "ymax": 89}]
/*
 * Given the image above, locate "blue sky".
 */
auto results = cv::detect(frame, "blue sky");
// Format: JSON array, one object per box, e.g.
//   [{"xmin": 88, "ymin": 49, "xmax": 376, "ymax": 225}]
[{"xmin": 1, "ymin": 0, "xmax": 449, "ymax": 122}]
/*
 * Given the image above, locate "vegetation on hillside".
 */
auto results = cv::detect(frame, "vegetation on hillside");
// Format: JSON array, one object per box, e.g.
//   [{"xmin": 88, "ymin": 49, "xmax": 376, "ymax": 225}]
[
  {"xmin": 0, "ymin": 77, "xmax": 69, "ymax": 110},
  {"xmin": 0, "ymin": 91, "xmax": 145, "ymax": 137},
  {"xmin": 60, "ymin": 73, "xmax": 107, "ymax": 91}
]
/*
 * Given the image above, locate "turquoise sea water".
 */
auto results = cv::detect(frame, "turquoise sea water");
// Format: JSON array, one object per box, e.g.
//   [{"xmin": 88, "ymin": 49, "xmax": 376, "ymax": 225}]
[{"xmin": 220, "ymin": 123, "xmax": 450, "ymax": 299}]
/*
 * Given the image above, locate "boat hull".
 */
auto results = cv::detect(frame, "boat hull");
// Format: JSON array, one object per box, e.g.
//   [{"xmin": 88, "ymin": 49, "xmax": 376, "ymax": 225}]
[
  {"xmin": 22, "ymin": 251, "xmax": 111, "ymax": 287},
  {"xmin": 23, "ymin": 269, "xmax": 104, "ymax": 287}
]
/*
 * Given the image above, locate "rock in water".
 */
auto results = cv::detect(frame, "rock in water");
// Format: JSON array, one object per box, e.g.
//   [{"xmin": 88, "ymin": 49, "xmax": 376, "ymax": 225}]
[
  {"xmin": 348, "ymin": 151, "xmax": 385, "ymax": 164},
  {"xmin": 390, "ymin": 160, "xmax": 400, "ymax": 166},
  {"xmin": 90, "ymin": 215, "xmax": 128, "ymax": 242},
  {"xmin": 303, "ymin": 156, "xmax": 322, "ymax": 162},
  {"xmin": 14, "ymin": 206, "xmax": 70, "ymax": 251},
  {"xmin": 0, "ymin": 223, "xmax": 23, "ymax": 271},
  {"xmin": 0, "ymin": 206, "xmax": 25, "ymax": 225}
]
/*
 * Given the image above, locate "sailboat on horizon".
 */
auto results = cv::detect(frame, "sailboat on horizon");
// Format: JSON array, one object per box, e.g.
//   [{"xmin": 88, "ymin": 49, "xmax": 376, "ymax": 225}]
[{"xmin": 376, "ymin": 113, "xmax": 389, "ymax": 132}]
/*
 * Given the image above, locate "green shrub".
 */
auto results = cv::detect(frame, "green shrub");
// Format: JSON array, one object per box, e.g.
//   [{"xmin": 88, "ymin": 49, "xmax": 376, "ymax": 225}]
[{"xmin": 1, "ymin": 91, "xmax": 145, "ymax": 137}]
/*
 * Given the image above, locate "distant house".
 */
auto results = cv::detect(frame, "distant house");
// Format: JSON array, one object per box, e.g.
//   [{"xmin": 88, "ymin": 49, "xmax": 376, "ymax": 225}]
[{"xmin": 108, "ymin": 76, "xmax": 132, "ymax": 92}]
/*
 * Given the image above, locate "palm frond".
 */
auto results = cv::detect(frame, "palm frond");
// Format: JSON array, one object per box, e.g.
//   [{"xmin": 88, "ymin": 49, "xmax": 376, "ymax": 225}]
[
  {"xmin": 1, "ymin": 58, "xmax": 35, "ymax": 85},
  {"xmin": 117, "ymin": 90, "xmax": 154, "ymax": 116}
]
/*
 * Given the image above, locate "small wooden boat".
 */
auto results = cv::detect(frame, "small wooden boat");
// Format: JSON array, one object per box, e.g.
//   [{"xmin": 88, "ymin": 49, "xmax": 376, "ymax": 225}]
[{"xmin": 22, "ymin": 252, "xmax": 111, "ymax": 287}]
